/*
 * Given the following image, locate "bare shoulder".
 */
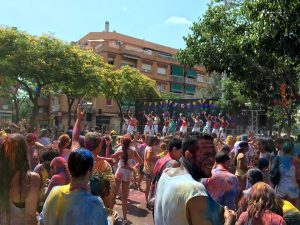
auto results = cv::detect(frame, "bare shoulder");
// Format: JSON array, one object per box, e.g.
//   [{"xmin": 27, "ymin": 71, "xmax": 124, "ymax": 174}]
[{"xmin": 28, "ymin": 172, "xmax": 41, "ymax": 185}]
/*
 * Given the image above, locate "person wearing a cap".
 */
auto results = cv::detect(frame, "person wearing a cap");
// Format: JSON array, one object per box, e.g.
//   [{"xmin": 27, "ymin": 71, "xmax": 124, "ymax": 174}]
[
  {"xmin": 235, "ymin": 141, "xmax": 249, "ymax": 190},
  {"xmin": 233, "ymin": 134, "xmax": 255, "ymax": 165}
]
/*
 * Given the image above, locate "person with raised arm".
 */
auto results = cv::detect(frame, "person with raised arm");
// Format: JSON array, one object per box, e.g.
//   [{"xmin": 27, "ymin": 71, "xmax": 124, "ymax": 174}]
[
  {"xmin": 152, "ymin": 113, "xmax": 160, "ymax": 135},
  {"xmin": 162, "ymin": 116, "xmax": 170, "ymax": 136},
  {"xmin": 127, "ymin": 114, "xmax": 137, "ymax": 135},
  {"xmin": 191, "ymin": 113, "xmax": 203, "ymax": 133},
  {"xmin": 179, "ymin": 113, "xmax": 188, "ymax": 136},
  {"xmin": 144, "ymin": 111, "xmax": 153, "ymax": 135},
  {"xmin": 211, "ymin": 115, "xmax": 220, "ymax": 138},
  {"xmin": 203, "ymin": 111, "xmax": 212, "ymax": 134},
  {"xmin": 70, "ymin": 105, "xmax": 85, "ymax": 152},
  {"xmin": 218, "ymin": 114, "xmax": 229, "ymax": 140}
]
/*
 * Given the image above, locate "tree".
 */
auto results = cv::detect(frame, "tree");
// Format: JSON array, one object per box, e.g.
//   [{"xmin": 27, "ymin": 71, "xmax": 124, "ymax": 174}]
[
  {"xmin": 102, "ymin": 66, "xmax": 160, "ymax": 129},
  {"xmin": 0, "ymin": 28, "xmax": 66, "ymax": 126},
  {"xmin": 196, "ymin": 72, "xmax": 223, "ymax": 99},
  {"xmin": 0, "ymin": 76, "xmax": 26, "ymax": 123},
  {"xmin": 51, "ymin": 45, "xmax": 110, "ymax": 126},
  {"xmin": 178, "ymin": 0, "xmax": 300, "ymax": 136},
  {"xmin": 160, "ymin": 92, "xmax": 181, "ymax": 100}
]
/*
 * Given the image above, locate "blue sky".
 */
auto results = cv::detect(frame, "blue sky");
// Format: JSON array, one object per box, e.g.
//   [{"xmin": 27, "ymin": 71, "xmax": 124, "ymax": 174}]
[{"xmin": 0, "ymin": 0, "xmax": 210, "ymax": 49}]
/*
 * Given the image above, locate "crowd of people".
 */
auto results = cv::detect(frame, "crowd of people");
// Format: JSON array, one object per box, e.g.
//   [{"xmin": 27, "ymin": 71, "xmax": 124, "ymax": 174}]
[
  {"xmin": 123, "ymin": 111, "xmax": 229, "ymax": 139},
  {"xmin": 1, "ymin": 107, "xmax": 300, "ymax": 225}
]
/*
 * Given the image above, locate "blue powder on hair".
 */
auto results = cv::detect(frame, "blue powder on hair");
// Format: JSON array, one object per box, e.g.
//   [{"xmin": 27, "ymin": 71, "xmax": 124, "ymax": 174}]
[{"xmin": 75, "ymin": 148, "xmax": 93, "ymax": 160}]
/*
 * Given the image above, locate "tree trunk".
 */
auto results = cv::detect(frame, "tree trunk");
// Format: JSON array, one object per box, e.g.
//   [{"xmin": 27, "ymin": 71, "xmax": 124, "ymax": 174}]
[
  {"xmin": 117, "ymin": 100, "xmax": 123, "ymax": 134},
  {"xmin": 30, "ymin": 97, "xmax": 39, "ymax": 129},
  {"xmin": 67, "ymin": 96, "xmax": 75, "ymax": 127},
  {"xmin": 12, "ymin": 96, "xmax": 20, "ymax": 123}
]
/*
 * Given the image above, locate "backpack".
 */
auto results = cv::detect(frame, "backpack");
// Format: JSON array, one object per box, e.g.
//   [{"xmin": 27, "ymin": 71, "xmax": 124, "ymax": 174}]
[{"xmin": 270, "ymin": 156, "xmax": 281, "ymax": 186}]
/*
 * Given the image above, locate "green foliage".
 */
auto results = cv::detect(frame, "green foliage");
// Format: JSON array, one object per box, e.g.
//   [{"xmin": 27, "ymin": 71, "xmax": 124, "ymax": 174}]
[
  {"xmin": 160, "ymin": 92, "xmax": 181, "ymax": 100},
  {"xmin": 178, "ymin": 0, "xmax": 300, "ymax": 135},
  {"xmin": 0, "ymin": 27, "xmax": 162, "ymax": 128},
  {"xmin": 196, "ymin": 72, "xmax": 223, "ymax": 100},
  {"xmin": 105, "ymin": 66, "xmax": 160, "ymax": 110}
]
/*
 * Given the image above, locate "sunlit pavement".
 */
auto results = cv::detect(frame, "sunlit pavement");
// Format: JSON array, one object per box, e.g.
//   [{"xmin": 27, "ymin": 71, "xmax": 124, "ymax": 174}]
[{"xmin": 114, "ymin": 188, "xmax": 154, "ymax": 225}]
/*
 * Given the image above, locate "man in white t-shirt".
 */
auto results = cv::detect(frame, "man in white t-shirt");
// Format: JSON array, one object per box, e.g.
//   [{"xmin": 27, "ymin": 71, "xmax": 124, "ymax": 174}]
[{"xmin": 154, "ymin": 134, "xmax": 236, "ymax": 225}]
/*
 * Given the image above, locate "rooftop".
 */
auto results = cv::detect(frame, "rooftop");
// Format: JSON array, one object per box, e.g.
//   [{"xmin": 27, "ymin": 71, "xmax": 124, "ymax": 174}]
[{"xmin": 79, "ymin": 31, "xmax": 178, "ymax": 55}]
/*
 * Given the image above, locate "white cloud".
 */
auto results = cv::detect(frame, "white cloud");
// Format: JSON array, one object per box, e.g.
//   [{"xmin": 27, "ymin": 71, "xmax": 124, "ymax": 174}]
[{"xmin": 165, "ymin": 16, "xmax": 192, "ymax": 26}]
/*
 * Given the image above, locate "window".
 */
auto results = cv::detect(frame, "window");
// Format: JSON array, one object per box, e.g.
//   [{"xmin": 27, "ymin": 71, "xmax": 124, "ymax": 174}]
[
  {"xmin": 157, "ymin": 67, "xmax": 167, "ymax": 75},
  {"xmin": 108, "ymin": 57, "xmax": 114, "ymax": 65},
  {"xmin": 143, "ymin": 49, "xmax": 152, "ymax": 55},
  {"xmin": 157, "ymin": 52, "xmax": 173, "ymax": 60},
  {"xmin": 185, "ymin": 85, "xmax": 196, "ymax": 95},
  {"xmin": 142, "ymin": 63, "xmax": 152, "ymax": 73},
  {"xmin": 187, "ymin": 68, "xmax": 197, "ymax": 78},
  {"xmin": 197, "ymin": 74, "xmax": 205, "ymax": 83},
  {"xmin": 171, "ymin": 65, "xmax": 183, "ymax": 76},
  {"xmin": 157, "ymin": 83, "xmax": 167, "ymax": 93},
  {"xmin": 171, "ymin": 83, "xmax": 183, "ymax": 93},
  {"xmin": 106, "ymin": 99, "xmax": 112, "ymax": 106},
  {"xmin": 121, "ymin": 60, "xmax": 136, "ymax": 68}
]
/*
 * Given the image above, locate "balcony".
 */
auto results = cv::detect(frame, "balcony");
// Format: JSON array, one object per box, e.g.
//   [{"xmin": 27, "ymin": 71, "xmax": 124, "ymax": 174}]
[
  {"xmin": 157, "ymin": 52, "xmax": 176, "ymax": 61},
  {"xmin": 185, "ymin": 77, "xmax": 196, "ymax": 85},
  {"xmin": 170, "ymin": 75, "xmax": 184, "ymax": 83}
]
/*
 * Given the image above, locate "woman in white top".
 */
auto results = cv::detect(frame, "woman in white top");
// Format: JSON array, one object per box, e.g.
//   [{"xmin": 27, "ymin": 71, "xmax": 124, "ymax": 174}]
[
  {"xmin": 203, "ymin": 112, "xmax": 212, "ymax": 134},
  {"xmin": 144, "ymin": 112, "xmax": 153, "ymax": 135},
  {"xmin": 152, "ymin": 115, "xmax": 160, "ymax": 135},
  {"xmin": 191, "ymin": 113, "xmax": 203, "ymax": 133},
  {"xmin": 108, "ymin": 137, "xmax": 142, "ymax": 224}
]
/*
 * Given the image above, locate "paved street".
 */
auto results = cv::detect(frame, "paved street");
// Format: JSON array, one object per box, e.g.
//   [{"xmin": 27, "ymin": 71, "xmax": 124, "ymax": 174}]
[{"xmin": 114, "ymin": 188, "xmax": 154, "ymax": 225}]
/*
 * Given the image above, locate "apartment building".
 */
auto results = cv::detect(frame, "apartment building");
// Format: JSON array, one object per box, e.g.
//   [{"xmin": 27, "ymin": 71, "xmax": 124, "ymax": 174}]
[
  {"xmin": 47, "ymin": 22, "xmax": 210, "ymax": 132},
  {"xmin": 79, "ymin": 22, "xmax": 208, "ymax": 98}
]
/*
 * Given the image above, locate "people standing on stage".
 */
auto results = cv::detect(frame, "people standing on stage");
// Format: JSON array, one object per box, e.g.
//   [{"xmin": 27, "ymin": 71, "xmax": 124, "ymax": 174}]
[
  {"xmin": 144, "ymin": 112, "xmax": 154, "ymax": 135},
  {"xmin": 168, "ymin": 117, "xmax": 177, "ymax": 135},
  {"xmin": 152, "ymin": 114, "xmax": 160, "ymax": 135},
  {"xmin": 179, "ymin": 113, "xmax": 188, "ymax": 136},
  {"xmin": 191, "ymin": 113, "xmax": 203, "ymax": 133},
  {"xmin": 203, "ymin": 112, "xmax": 212, "ymax": 134},
  {"xmin": 127, "ymin": 114, "xmax": 137, "ymax": 134},
  {"xmin": 162, "ymin": 116, "xmax": 170, "ymax": 136},
  {"xmin": 219, "ymin": 114, "xmax": 229, "ymax": 140},
  {"xmin": 211, "ymin": 115, "xmax": 220, "ymax": 137}
]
